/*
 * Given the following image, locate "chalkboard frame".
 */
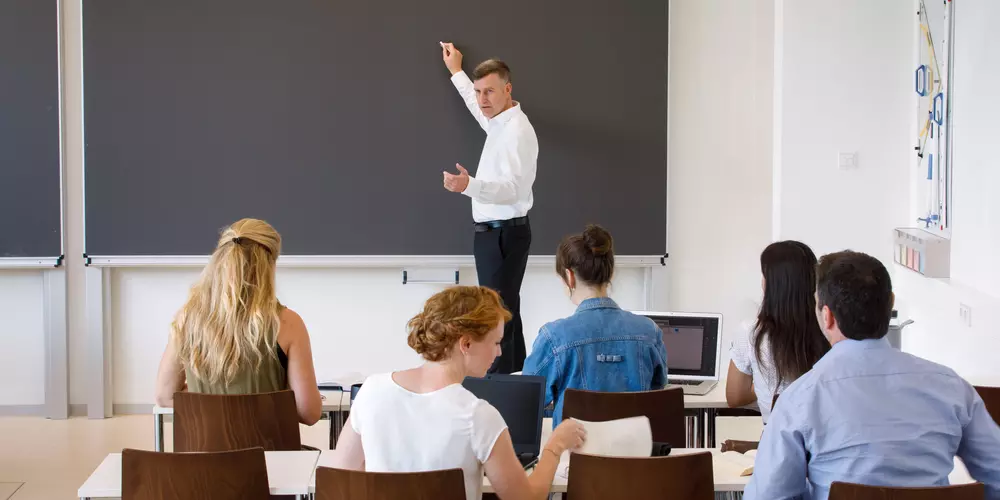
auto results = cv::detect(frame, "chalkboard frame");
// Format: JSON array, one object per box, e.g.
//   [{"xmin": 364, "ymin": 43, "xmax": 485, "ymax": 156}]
[
  {"xmin": 0, "ymin": 0, "xmax": 64, "ymax": 267},
  {"xmin": 81, "ymin": 0, "xmax": 669, "ymax": 262}
]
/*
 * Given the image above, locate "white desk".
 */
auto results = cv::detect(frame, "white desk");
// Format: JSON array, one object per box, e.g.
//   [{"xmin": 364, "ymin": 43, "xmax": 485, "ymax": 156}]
[
  {"xmin": 310, "ymin": 448, "xmax": 749, "ymax": 495},
  {"xmin": 950, "ymin": 458, "xmax": 974, "ymax": 485},
  {"xmin": 682, "ymin": 383, "xmax": 728, "ymax": 409},
  {"xmin": 151, "ymin": 390, "xmax": 350, "ymax": 452},
  {"xmin": 481, "ymin": 448, "xmax": 751, "ymax": 494},
  {"xmin": 680, "ymin": 383, "xmax": 730, "ymax": 448},
  {"xmin": 77, "ymin": 450, "xmax": 320, "ymax": 499}
]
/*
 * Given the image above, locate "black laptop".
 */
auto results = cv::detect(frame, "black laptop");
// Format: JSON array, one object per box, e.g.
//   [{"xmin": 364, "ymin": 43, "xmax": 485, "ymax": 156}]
[{"xmin": 462, "ymin": 374, "xmax": 546, "ymax": 469}]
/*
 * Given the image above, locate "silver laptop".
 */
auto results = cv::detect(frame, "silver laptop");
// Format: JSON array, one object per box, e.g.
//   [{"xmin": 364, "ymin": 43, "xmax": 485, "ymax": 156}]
[{"xmin": 634, "ymin": 311, "xmax": 723, "ymax": 395}]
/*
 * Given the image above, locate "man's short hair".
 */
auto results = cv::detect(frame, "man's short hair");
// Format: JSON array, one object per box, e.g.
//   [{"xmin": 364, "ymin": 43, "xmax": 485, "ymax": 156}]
[
  {"xmin": 816, "ymin": 251, "xmax": 893, "ymax": 341},
  {"xmin": 472, "ymin": 59, "xmax": 511, "ymax": 83}
]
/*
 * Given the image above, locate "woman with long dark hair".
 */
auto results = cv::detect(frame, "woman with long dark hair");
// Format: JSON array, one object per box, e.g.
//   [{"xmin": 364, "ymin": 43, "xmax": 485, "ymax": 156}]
[{"xmin": 726, "ymin": 240, "xmax": 830, "ymax": 422}]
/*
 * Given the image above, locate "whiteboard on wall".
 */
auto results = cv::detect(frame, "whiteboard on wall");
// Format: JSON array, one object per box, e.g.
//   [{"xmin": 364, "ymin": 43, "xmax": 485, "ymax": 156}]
[{"xmin": 912, "ymin": 0, "xmax": 954, "ymax": 236}]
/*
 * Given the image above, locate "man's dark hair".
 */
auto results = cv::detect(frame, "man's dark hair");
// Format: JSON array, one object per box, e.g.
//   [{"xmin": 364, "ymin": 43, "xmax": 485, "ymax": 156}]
[
  {"xmin": 472, "ymin": 59, "xmax": 511, "ymax": 83},
  {"xmin": 816, "ymin": 251, "xmax": 893, "ymax": 340}
]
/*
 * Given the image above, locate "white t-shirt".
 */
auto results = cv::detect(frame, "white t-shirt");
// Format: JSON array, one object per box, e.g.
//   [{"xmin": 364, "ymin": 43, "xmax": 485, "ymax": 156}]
[
  {"xmin": 349, "ymin": 373, "xmax": 508, "ymax": 500},
  {"xmin": 729, "ymin": 322, "xmax": 787, "ymax": 423}
]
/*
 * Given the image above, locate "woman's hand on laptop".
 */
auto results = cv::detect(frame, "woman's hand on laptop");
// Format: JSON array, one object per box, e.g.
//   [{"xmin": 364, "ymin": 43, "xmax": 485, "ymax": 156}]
[{"xmin": 545, "ymin": 420, "xmax": 587, "ymax": 457}]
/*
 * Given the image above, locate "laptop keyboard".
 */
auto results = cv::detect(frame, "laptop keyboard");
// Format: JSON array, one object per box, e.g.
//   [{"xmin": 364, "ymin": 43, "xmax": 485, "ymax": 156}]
[{"xmin": 669, "ymin": 380, "xmax": 704, "ymax": 386}]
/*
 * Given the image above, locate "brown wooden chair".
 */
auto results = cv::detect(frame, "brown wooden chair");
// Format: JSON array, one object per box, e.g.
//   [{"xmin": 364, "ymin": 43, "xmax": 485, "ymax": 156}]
[
  {"xmin": 566, "ymin": 451, "xmax": 714, "ymax": 500},
  {"xmin": 314, "ymin": 466, "xmax": 465, "ymax": 500},
  {"xmin": 122, "ymin": 447, "xmax": 269, "ymax": 500},
  {"xmin": 173, "ymin": 390, "xmax": 301, "ymax": 452},
  {"xmin": 563, "ymin": 387, "xmax": 687, "ymax": 448},
  {"xmin": 974, "ymin": 386, "xmax": 1000, "ymax": 426},
  {"xmin": 829, "ymin": 481, "xmax": 984, "ymax": 500}
]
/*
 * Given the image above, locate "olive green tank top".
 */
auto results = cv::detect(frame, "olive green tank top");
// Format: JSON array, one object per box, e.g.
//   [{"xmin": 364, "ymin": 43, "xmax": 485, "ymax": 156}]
[{"xmin": 185, "ymin": 340, "xmax": 289, "ymax": 395}]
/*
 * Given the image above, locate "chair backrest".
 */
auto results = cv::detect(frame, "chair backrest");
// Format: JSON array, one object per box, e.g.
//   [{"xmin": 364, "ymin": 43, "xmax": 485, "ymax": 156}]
[
  {"xmin": 563, "ymin": 387, "xmax": 687, "ymax": 448},
  {"xmin": 314, "ymin": 466, "xmax": 466, "ymax": 500},
  {"xmin": 122, "ymin": 447, "xmax": 269, "ymax": 500},
  {"xmin": 974, "ymin": 386, "xmax": 1000, "ymax": 426},
  {"xmin": 173, "ymin": 390, "xmax": 301, "ymax": 452},
  {"xmin": 566, "ymin": 451, "xmax": 714, "ymax": 500},
  {"xmin": 829, "ymin": 482, "xmax": 985, "ymax": 500}
]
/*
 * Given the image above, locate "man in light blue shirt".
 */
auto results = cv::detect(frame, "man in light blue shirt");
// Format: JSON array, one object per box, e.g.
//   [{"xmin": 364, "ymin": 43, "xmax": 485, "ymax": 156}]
[{"xmin": 745, "ymin": 251, "xmax": 1000, "ymax": 500}]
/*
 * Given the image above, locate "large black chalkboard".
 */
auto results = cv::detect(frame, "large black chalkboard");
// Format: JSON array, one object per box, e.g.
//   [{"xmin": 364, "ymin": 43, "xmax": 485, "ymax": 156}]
[
  {"xmin": 83, "ymin": 0, "xmax": 667, "ymax": 256},
  {"xmin": 1, "ymin": 0, "xmax": 61, "ymax": 259}
]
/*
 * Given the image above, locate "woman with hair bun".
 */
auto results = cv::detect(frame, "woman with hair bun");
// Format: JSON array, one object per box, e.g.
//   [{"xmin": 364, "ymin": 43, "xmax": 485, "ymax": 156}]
[
  {"xmin": 330, "ymin": 286, "xmax": 586, "ymax": 500},
  {"xmin": 523, "ymin": 225, "xmax": 668, "ymax": 425}
]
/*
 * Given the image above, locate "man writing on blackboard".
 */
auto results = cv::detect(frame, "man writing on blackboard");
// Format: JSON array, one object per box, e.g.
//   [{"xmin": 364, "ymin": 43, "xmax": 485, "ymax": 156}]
[{"xmin": 440, "ymin": 42, "xmax": 538, "ymax": 374}]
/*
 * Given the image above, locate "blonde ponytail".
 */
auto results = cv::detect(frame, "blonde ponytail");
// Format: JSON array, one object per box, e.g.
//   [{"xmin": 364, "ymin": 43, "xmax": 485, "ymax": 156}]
[{"xmin": 170, "ymin": 218, "xmax": 282, "ymax": 386}]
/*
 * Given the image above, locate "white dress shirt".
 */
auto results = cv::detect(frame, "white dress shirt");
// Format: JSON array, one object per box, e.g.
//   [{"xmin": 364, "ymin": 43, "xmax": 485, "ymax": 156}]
[{"xmin": 451, "ymin": 71, "xmax": 538, "ymax": 223}]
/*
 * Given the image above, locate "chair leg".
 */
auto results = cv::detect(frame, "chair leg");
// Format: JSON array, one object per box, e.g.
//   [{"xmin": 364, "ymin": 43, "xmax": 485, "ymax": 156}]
[
  {"xmin": 685, "ymin": 414, "xmax": 697, "ymax": 448},
  {"xmin": 707, "ymin": 408, "xmax": 718, "ymax": 448},
  {"xmin": 154, "ymin": 413, "xmax": 164, "ymax": 452}
]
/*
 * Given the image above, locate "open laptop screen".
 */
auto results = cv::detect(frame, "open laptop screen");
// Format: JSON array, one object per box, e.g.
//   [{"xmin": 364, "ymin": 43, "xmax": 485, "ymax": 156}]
[
  {"xmin": 638, "ymin": 312, "xmax": 722, "ymax": 379},
  {"xmin": 462, "ymin": 374, "xmax": 545, "ymax": 458}
]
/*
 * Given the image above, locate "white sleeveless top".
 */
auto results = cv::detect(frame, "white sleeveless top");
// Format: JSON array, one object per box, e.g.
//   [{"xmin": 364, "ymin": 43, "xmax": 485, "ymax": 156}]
[
  {"xmin": 729, "ymin": 322, "xmax": 789, "ymax": 423},
  {"xmin": 350, "ymin": 373, "xmax": 508, "ymax": 500}
]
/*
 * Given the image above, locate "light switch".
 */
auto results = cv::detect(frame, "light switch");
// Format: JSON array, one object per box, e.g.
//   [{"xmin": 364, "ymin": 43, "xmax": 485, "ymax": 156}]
[{"xmin": 839, "ymin": 152, "xmax": 858, "ymax": 170}]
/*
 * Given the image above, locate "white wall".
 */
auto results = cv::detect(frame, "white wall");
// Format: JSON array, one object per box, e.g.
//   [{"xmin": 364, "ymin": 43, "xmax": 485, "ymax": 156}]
[
  {"xmin": 774, "ymin": 0, "xmax": 912, "ymax": 263},
  {"xmin": 667, "ymin": 0, "xmax": 775, "ymax": 361},
  {"xmin": 895, "ymin": 0, "xmax": 1000, "ymax": 384},
  {"xmin": 947, "ymin": 0, "xmax": 1000, "ymax": 299},
  {"xmin": 895, "ymin": 271, "xmax": 1000, "ymax": 385},
  {"xmin": 769, "ymin": 0, "xmax": 1000, "ymax": 384},
  {"xmin": 0, "ymin": 272, "xmax": 47, "ymax": 405},
  {"xmin": 111, "ymin": 266, "xmax": 647, "ymax": 404}
]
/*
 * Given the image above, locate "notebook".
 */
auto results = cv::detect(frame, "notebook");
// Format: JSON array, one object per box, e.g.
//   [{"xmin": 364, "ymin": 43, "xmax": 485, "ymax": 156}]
[
  {"xmin": 716, "ymin": 449, "xmax": 756, "ymax": 476},
  {"xmin": 558, "ymin": 416, "xmax": 653, "ymax": 478}
]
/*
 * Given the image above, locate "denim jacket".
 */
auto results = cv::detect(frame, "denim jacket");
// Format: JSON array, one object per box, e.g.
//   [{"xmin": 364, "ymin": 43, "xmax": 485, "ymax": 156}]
[{"xmin": 522, "ymin": 297, "xmax": 668, "ymax": 424}]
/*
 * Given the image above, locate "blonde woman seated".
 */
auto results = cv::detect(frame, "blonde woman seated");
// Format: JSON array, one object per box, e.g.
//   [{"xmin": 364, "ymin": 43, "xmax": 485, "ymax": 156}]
[
  {"xmin": 154, "ymin": 218, "xmax": 322, "ymax": 425},
  {"xmin": 331, "ymin": 286, "xmax": 586, "ymax": 500}
]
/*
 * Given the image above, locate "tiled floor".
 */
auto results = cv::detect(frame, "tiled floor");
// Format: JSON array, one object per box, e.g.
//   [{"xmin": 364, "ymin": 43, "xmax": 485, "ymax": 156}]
[{"xmin": 0, "ymin": 414, "xmax": 761, "ymax": 499}]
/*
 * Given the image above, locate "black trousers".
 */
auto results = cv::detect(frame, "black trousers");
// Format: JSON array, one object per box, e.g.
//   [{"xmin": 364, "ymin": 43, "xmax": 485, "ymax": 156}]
[{"xmin": 474, "ymin": 221, "xmax": 531, "ymax": 374}]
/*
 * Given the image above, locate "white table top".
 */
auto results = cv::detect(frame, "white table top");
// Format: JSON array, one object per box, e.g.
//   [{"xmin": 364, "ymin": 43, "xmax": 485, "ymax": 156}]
[
  {"xmin": 681, "ymin": 383, "xmax": 729, "ymax": 409},
  {"xmin": 950, "ymin": 458, "xmax": 974, "ymax": 485},
  {"xmin": 77, "ymin": 450, "xmax": 320, "ymax": 498},
  {"xmin": 152, "ymin": 390, "xmax": 350, "ymax": 415},
  {"xmin": 78, "ymin": 448, "xmax": 974, "ymax": 498},
  {"xmin": 311, "ymin": 448, "xmax": 748, "ymax": 494}
]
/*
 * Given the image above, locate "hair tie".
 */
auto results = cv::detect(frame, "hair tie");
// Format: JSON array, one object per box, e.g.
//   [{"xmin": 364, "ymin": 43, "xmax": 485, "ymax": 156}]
[{"xmin": 229, "ymin": 235, "xmax": 273, "ymax": 255}]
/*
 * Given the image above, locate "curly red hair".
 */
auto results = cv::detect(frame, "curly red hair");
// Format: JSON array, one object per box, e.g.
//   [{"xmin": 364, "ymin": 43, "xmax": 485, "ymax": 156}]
[{"xmin": 407, "ymin": 286, "xmax": 512, "ymax": 362}]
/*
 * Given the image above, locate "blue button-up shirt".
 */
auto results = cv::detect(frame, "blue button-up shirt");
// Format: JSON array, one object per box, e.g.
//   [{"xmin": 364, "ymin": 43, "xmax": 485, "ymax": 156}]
[
  {"xmin": 522, "ymin": 297, "xmax": 668, "ymax": 424},
  {"xmin": 746, "ymin": 337, "xmax": 1000, "ymax": 500}
]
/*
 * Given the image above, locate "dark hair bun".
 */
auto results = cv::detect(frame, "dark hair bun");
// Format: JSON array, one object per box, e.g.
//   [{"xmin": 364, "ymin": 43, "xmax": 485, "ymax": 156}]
[
  {"xmin": 582, "ymin": 225, "xmax": 613, "ymax": 256},
  {"xmin": 556, "ymin": 225, "xmax": 615, "ymax": 286}
]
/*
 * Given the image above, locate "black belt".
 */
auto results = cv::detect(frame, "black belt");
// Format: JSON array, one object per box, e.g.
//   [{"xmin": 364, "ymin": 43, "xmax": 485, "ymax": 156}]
[{"xmin": 474, "ymin": 216, "xmax": 529, "ymax": 233}]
